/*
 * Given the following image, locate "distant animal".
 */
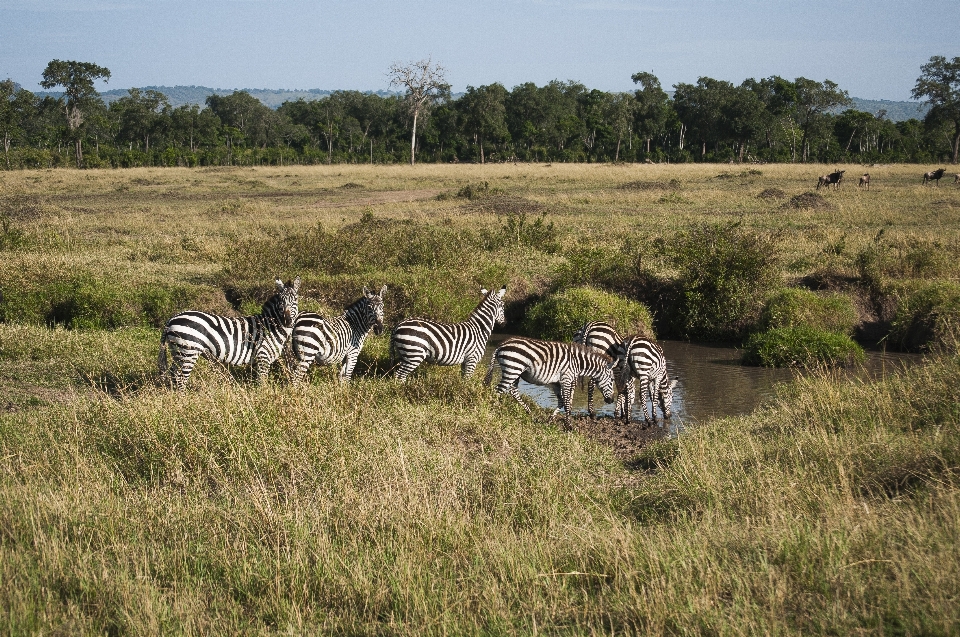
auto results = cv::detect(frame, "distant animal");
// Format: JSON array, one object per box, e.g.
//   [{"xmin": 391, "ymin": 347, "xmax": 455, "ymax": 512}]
[
  {"xmin": 954, "ymin": 173, "xmax": 959, "ymax": 184},
  {"xmin": 858, "ymin": 173, "xmax": 870, "ymax": 190},
  {"xmin": 159, "ymin": 277, "xmax": 300, "ymax": 391},
  {"xmin": 390, "ymin": 286, "xmax": 506, "ymax": 381},
  {"xmin": 287, "ymin": 286, "xmax": 387, "ymax": 384},
  {"xmin": 816, "ymin": 169, "xmax": 845, "ymax": 191},
  {"xmin": 923, "ymin": 168, "xmax": 946, "ymax": 186},
  {"xmin": 572, "ymin": 321, "xmax": 631, "ymax": 418},
  {"xmin": 485, "ymin": 337, "xmax": 617, "ymax": 427},
  {"xmin": 616, "ymin": 336, "xmax": 677, "ymax": 426}
]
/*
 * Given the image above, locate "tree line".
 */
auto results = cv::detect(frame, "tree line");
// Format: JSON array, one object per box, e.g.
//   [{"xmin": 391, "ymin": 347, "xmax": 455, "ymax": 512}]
[{"xmin": 2, "ymin": 56, "xmax": 959, "ymax": 170}]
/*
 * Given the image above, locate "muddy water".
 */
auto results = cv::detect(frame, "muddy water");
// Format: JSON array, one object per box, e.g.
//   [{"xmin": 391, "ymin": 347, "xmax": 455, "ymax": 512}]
[{"xmin": 485, "ymin": 336, "xmax": 922, "ymax": 426}]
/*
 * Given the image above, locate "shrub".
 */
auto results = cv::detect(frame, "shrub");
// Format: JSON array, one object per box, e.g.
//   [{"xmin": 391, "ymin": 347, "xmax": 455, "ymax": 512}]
[
  {"xmin": 760, "ymin": 288, "xmax": 859, "ymax": 336},
  {"xmin": 670, "ymin": 222, "xmax": 780, "ymax": 341},
  {"xmin": 742, "ymin": 326, "xmax": 864, "ymax": 367},
  {"xmin": 888, "ymin": 282, "xmax": 960, "ymax": 352},
  {"xmin": 522, "ymin": 286, "xmax": 654, "ymax": 341}
]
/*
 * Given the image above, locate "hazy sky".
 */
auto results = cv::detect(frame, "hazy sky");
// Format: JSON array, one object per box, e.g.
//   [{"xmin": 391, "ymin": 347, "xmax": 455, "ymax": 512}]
[{"xmin": 2, "ymin": 0, "xmax": 956, "ymax": 100}]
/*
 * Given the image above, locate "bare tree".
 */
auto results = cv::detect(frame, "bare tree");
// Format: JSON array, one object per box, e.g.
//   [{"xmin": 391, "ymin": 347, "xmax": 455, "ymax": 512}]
[{"xmin": 387, "ymin": 58, "xmax": 449, "ymax": 165}]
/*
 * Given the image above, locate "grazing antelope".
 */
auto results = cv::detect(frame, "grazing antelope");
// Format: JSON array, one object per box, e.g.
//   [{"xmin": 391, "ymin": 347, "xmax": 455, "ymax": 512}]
[
  {"xmin": 922, "ymin": 168, "xmax": 946, "ymax": 186},
  {"xmin": 816, "ymin": 169, "xmax": 845, "ymax": 191},
  {"xmin": 858, "ymin": 173, "xmax": 870, "ymax": 190}
]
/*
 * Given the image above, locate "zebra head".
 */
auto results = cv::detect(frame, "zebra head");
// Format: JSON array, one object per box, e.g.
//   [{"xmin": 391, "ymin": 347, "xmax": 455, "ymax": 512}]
[
  {"xmin": 659, "ymin": 375, "xmax": 678, "ymax": 419},
  {"xmin": 271, "ymin": 276, "xmax": 300, "ymax": 327},
  {"xmin": 480, "ymin": 285, "xmax": 507, "ymax": 326},
  {"xmin": 362, "ymin": 285, "xmax": 387, "ymax": 335},
  {"xmin": 594, "ymin": 355, "xmax": 617, "ymax": 404}
]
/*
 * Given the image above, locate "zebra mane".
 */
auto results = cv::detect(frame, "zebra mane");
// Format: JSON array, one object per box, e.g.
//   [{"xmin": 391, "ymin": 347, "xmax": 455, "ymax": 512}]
[{"xmin": 571, "ymin": 341, "xmax": 613, "ymax": 363}]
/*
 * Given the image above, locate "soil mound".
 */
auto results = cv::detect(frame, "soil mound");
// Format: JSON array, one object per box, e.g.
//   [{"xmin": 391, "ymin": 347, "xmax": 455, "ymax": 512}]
[
  {"xmin": 784, "ymin": 192, "xmax": 833, "ymax": 210},
  {"xmin": 619, "ymin": 179, "xmax": 680, "ymax": 191},
  {"xmin": 758, "ymin": 188, "xmax": 786, "ymax": 199}
]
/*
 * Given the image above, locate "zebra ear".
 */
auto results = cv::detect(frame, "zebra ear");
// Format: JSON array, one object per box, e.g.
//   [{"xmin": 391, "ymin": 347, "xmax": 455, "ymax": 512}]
[
  {"xmin": 292, "ymin": 276, "xmax": 301, "ymax": 292},
  {"xmin": 275, "ymin": 277, "xmax": 284, "ymax": 292},
  {"xmin": 379, "ymin": 285, "xmax": 387, "ymax": 297},
  {"xmin": 362, "ymin": 286, "xmax": 370, "ymax": 296},
  {"xmin": 497, "ymin": 286, "xmax": 506, "ymax": 299},
  {"xmin": 480, "ymin": 288, "xmax": 489, "ymax": 296},
  {"xmin": 669, "ymin": 379, "xmax": 678, "ymax": 389}
]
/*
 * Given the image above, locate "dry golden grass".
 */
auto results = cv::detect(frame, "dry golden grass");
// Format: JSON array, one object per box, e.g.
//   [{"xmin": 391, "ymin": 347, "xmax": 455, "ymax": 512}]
[{"xmin": 1, "ymin": 164, "xmax": 959, "ymax": 634}]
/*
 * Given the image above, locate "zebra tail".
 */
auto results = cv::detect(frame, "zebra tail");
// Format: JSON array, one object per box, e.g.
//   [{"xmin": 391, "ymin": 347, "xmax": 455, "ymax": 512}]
[
  {"xmin": 157, "ymin": 327, "xmax": 169, "ymax": 375},
  {"xmin": 483, "ymin": 356, "xmax": 498, "ymax": 387}
]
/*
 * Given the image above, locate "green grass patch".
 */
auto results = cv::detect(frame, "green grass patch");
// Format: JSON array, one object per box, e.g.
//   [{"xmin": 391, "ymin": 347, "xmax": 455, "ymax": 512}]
[
  {"xmin": 760, "ymin": 288, "xmax": 859, "ymax": 336},
  {"xmin": 889, "ymin": 281, "xmax": 960, "ymax": 352},
  {"xmin": 522, "ymin": 286, "xmax": 654, "ymax": 341},
  {"xmin": 742, "ymin": 325, "xmax": 865, "ymax": 367}
]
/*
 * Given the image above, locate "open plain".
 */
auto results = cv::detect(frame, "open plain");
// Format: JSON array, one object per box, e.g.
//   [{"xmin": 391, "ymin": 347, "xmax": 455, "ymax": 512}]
[{"xmin": 1, "ymin": 163, "xmax": 959, "ymax": 634}]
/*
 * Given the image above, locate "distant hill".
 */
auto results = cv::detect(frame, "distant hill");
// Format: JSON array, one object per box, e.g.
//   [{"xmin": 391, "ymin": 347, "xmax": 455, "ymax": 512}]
[
  {"xmin": 849, "ymin": 97, "xmax": 927, "ymax": 121},
  {"xmin": 33, "ymin": 85, "xmax": 929, "ymax": 122}
]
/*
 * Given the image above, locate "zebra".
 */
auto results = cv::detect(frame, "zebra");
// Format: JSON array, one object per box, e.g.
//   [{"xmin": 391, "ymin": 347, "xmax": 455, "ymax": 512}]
[
  {"xmin": 158, "ymin": 277, "xmax": 300, "ymax": 390},
  {"xmin": 572, "ymin": 321, "xmax": 633, "ymax": 418},
  {"xmin": 484, "ymin": 337, "xmax": 617, "ymax": 427},
  {"xmin": 617, "ymin": 335, "xmax": 677, "ymax": 425},
  {"xmin": 287, "ymin": 286, "xmax": 387, "ymax": 384},
  {"xmin": 390, "ymin": 286, "xmax": 506, "ymax": 381}
]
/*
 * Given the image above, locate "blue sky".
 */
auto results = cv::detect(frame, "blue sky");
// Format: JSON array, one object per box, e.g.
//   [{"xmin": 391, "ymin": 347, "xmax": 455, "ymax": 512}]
[{"xmin": 2, "ymin": 0, "xmax": 956, "ymax": 100}]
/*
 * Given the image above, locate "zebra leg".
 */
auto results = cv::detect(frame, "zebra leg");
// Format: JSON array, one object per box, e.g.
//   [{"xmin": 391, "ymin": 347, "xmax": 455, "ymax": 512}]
[
  {"xmin": 461, "ymin": 352, "xmax": 480, "ymax": 378},
  {"xmin": 622, "ymin": 377, "xmax": 636, "ymax": 424},
  {"xmin": 394, "ymin": 352, "xmax": 426, "ymax": 382},
  {"xmin": 171, "ymin": 347, "xmax": 201, "ymax": 392},
  {"xmin": 586, "ymin": 378, "xmax": 596, "ymax": 418},
  {"xmin": 289, "ymin": 355, "xmax": 314, "ymax": 385},
  {"xmin": 560, "ymin": 378, "xmax": 575, "ymax": 429},
  {"xmin": 340, "ymin": 350, "xmax": 359, "ymax": 383}
]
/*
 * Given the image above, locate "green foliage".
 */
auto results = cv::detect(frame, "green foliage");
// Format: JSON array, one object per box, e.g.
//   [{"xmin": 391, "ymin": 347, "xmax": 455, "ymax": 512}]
[
  {"xmin": 889, "ymin": 282, "xmax": 960, "ymax": 352},
  {"xmin": 496, "ymin": 211, "xmax": 558, "ymax": 253},
  {"xmin": 742, "ymin": 326, "xmax": 864, "ymax": 367},
  {"xmin": 522, "ymin": 286, "xmax": 654, "ymax": 341},
  {"xmin": 760, "ymin": 288, "xmax": 859, "ymax": 336},
  {"xmin": 0, "ymin": 271, "xmax": 198, "ymax": 330},
  {"xmin": 455, "ymin": 181, "xmax": 503, "ymax": 200},
  {"xmin": 670, "ymin": 222, "xmax": 780, "ymax": 340}
]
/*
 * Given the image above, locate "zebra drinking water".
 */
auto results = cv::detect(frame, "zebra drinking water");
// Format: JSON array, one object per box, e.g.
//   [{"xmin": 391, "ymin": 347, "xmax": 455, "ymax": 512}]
[
  {"xmin": 390, "ymin": 286, "xmax": 506, "ymax": 381},
  {"xmin": 618, "ymin": 335, "xmax": 677, "ymax": 425},
  {"xmin": 287, "ymin": 286, "xmax": 387, "ymax": 384},
  {"xmin": 573, "ymin": 320, "xmax": 633, "ymax": 418},
  {"xmin": 485, "ymin": 337, "xmax": 617, "ymax": 426},
  {"xmin": 158, "ymin": 277, "xmax": 300, "ymax": 390}
]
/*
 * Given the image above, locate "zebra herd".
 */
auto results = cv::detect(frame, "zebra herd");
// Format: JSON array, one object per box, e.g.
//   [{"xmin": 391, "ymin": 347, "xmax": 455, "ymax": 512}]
[{"xmin": 157, "ymin": 279, "xmax": 676, "ymax": 425}]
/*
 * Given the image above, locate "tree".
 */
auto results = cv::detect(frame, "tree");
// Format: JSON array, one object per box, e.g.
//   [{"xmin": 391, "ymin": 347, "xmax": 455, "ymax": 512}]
[
  {"xmin": 605, "ymin": 93, "xmax": 635, "ymax": 161},
  {"xmin": 459, "ymin": 84, "xmax": 508, "ymax": 163},
  {"xmin": 912, "ymin": 56, "xmax": 960, "ymax": 164},
  {"xmin": 113, "ymin": 88, "xmax": 170, "ymax": 154},
  {"xmin": 39, "ymin": 59, "xmax": 111, "ymax": 167},
  {"xmin": 387, "ymin": 58, "xmax": 450, "ymax": 165},
  {"xmin": 631, "ymin": 72, "xmax": 671, "ymax": 155},
  {"xmin": 0, "ymin": 80, "xmax": 35, "ymax": 168},
  {"xmin": 792, "ymin": 78, "xmax": 851, "ymax": 162}
]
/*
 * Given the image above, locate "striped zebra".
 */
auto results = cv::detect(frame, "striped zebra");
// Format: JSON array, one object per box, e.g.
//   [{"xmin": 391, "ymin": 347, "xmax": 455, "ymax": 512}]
[
  {"xmin": 484, "ymin": 337, "xmax": 617, "ymax": 426},
  {"xmin": 618, "ymin": 335, "xmax": 677, "ymax": 425},
  {"xmin": 158, "ymin": 277, "xmax": 300, "ymax": 390},
  {"xmin": 390, "ymin": 286, "xmax": 506, "ymax": 381},
  {"xmin": 572, "ymin": 321, "xmax": 633, "ymax": 418},
  {"xmin": 287, "ymin": 286, "xmax": 387, "ymax": 384}
]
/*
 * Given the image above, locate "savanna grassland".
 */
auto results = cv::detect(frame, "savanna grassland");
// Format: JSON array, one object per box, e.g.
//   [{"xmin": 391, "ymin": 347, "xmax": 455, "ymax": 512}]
[{"xmin": 1, "ymin": 163, "xmax": 959, "ymax": 634}]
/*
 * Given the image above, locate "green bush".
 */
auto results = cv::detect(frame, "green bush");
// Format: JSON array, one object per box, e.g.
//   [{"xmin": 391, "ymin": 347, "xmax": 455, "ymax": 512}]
[
  {"xmin": 889, "ymin": 282, "xmax": 960, "ymax": 352},
  {"xmin": 671, "ymin": 222, "xmax": 780, "ymax": 340},
  {"xmin": 0, "ymin": 272, "xmax": 199, "ymax": 330},
  {"xmin": 742, "ymin": 326, "xmax": 864, "ymax": 367},
  {"xmin": 522, "ymin": 286, "xmax": 654, "ymax": 341},
  {"xmin": 760, "ymin": 288, "xmax": 859, "ymax": 336}
]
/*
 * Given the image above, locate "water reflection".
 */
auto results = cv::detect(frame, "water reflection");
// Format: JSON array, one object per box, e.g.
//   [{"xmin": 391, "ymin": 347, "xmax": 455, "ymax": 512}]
[{"xmin": 485, "ymin": 336, "xmax": 921, "ymax": 424}]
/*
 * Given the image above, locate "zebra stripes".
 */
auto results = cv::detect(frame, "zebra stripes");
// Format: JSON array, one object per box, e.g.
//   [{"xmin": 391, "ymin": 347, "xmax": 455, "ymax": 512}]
[
  {"xmin": 572, "ymin": 321, "xmax": 633, "ymax": 418},
  {"xmin": 618, "ymin": 335, "xmax": 677, "ymax": 425},
  {"xmin": 485, "ymin": 337, "xmax": 616, "ymax": 426},
  {"xmin": 390, "ymin": 286, "xmax": 506, "ymax": 381},
  {"xmin": 158, "ymin": 277, "xmax": 300, "ymax": 390},
  {"xmin": 287, "ymin": 286, "xmax": 387, "ymax": 384}
]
